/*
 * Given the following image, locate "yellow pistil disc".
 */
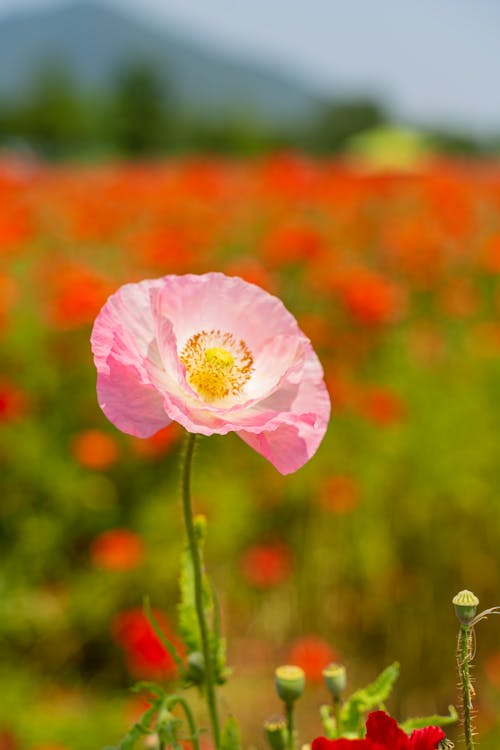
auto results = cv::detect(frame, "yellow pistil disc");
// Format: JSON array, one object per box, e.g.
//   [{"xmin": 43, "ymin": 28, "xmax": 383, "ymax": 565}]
[{"xmin": 180, "ymin": 330, "xmax": 254, "ymax": 402}]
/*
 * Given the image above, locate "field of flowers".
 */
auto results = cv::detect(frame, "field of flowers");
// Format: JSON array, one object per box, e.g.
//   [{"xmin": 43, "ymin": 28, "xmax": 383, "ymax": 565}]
[{"xmin": 2, "ymin": 152, "xmax": 500, "ymax": 749}]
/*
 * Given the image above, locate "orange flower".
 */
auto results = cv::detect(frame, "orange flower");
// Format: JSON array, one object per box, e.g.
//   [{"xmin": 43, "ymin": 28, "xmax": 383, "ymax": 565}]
[
  {"xmin": 70, "ymin": 429, "xmax": 120, "ymax": 469},
  {"xmin": 438, "ymin": 277, "xmax": 478, "ymax": 318},
  {"xmin": 480, "ymin": 233, "xmax": 500, "ymax": 274},
  {"xmin": 358, "ymin": 386, "xmax": 406, "ymax": 426},
  {"xmin": 484, "ymin": 649, "xmax": 500, "ymax": 687},
  {"xmin": 286, "ymin": 636, "xmax": 337, "ymax": 682},
  {"xmin": 335, "ymin": 267, "xmax": 406, "ymax": 326},
  {"xmin": 261, "ymin": 224, "xmax": 325, "ymax": 267},
  {"xmin": 129, "ymin": 423, "xmax": 181, "ymax": 459},
  {"xmin": 319, "ymin": 475, "xmax": 360, "ymax": 514},
  {"xmin": 90, "ymin": 529, "xmax": 144, "ymax": 571},
  {"xmin": 0, "ymin": 381, "xmax": 26, "ymax": 421},
  {"xmin": 43, "ymin": 262, "xmax": 113, "ymax": 330},
  {"xmin": 241, "ymin": 542, "xmax": 292, "ymax": 588}
]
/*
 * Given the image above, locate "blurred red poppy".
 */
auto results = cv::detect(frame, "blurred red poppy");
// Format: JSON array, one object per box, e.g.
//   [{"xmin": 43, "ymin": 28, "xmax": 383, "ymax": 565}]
[
  {"xmin": 241, "ymin": 542, "xmax": 292, "ymax": 588},
  {"xmin": 90, "ymin": 529, "xmax": 144, "ymax": 571},
  {"xmin": 0, "ymin": 381, "xmax": 26, "ymax": 422},
  {"xmin": 312, "ymin": 710, "xmax": 444, "ymax": 749},
  {"xmin": 112, "ymin": 608, "xmax": 180, "ymax": 679},
  {"xmin": 71, "ymin": 429, "xmax": 120, "ymax": 469},
  {"xmin": 286, "ymin": 636, "xmax": 337, "ymax": 682},
  {"xmin": 319, "ymin": 475, "xmax": 360, "ymax": 514},
  {"xmin": 358, "ymin": 387, "xmax": 406, "ymax": 426}
]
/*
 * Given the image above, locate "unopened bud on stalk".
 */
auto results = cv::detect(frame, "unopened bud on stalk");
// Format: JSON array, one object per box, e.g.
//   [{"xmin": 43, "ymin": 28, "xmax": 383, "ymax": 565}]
[
  {"xmin": 453, "ymin": 590, "xmax": 479, "ymax": 625},
  {"xmin": 187, "ymin": 650, "xmax": 205, "ymax": 683},
  {"xmin": 323, "ymin": 663, "xmax": 346, "ymax": 699},
  {"xmin": 264, "ymin": 716, "xmax": 288, "ymax": 750},
  {"xmin": 275, "ymin": 665, "xmax": 306, "ymax": 704}
]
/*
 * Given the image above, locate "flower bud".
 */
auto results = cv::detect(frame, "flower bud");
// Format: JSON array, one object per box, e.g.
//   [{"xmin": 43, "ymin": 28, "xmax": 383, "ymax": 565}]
[
  {"xmin": 323, "ymin": 663, "xmax": 346, "ymax": 699},
  {"xmin": 275, "ymin": 665, "xmax": 305, "ymax": 704},
  {"xmin": 264, "ymin": 716, "xmax": 288, "ymax": 750},
  {"xmin": 452, "ymin": 590, "xmax": 479, "ymax": 625},
  {"xmin": 186, "ymin": 650, "xmax": 205, "ymax": 683}
]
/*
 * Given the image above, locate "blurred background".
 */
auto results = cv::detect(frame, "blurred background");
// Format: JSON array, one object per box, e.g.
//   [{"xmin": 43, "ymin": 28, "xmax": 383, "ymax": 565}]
[{"xmin": 2, "ymin": 1, "xmax": 500, "ymax": 748}]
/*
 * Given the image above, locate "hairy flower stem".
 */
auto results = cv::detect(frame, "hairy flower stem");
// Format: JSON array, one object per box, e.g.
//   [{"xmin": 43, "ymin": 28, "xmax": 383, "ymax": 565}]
[
  {"xmin": 166, "ymin": 695, "xmax": 201, "ymax": 750},
  {"xmin": 332, "ymin": 697, "xmax": 341, "ymax": 738},
  {"xmin": 285, "ymin": 703, "xmax": 295, "ymax": 750},
  {"xmin": 458, "ymin": 624, "xmax": 475, "ymax": 750},
  {"xmin": 181, "ymin": 433, "xmax": 221, "ymax": 750}
]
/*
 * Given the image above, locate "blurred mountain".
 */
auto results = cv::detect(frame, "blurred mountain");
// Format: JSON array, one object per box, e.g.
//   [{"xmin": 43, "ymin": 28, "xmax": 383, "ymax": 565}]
[{"xmin": 0, "ymin": 0, "xmax": 322, "ymax": 125}]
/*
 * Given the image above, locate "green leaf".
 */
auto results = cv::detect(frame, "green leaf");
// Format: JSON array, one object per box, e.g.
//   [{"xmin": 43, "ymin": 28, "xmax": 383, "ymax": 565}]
[
  {"xmin": 221, "ymin": 716, "xmax": 242, "ymax": 750},
  {"xmin": 340, "ymin": 662, "xmax": 400, "ymax": 736},
  {"xmin": 400, "ymin": 705, "xmax": 458, "ymax": 733},
  {"xmin": 319, "ymin": 705, "xmax": 336, "ymax": 739},
  {"xmin": 178, "ymin": 519, "xmax": 214, "ymax": 658},
  {"xmin": 210, "ymin": 582, "xmax": 229, "ymax": 684},
  {"xmin": 144, "ymin": 596, "xmax": 186, "ymax": 677},
  {"xmin": 178, "ymin": 540, "xmax": 203, "ymax": 654}
]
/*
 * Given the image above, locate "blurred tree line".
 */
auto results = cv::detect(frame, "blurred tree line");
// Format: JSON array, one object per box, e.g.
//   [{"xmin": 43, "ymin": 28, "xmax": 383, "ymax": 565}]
[{"xmin": 0, "ymin": 61, "xmax": 492, "ymax": 160}]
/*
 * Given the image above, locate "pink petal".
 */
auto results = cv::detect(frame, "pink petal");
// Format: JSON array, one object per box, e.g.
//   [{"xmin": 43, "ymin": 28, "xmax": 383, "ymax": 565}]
[
  {"xmin": 155, "ymin": 273, "xmax": 301, "ymax": 353},
  {"xmin": 238, "ymin": 410, "xmax": 328, "ymax": 475},
  {"xmin": 91, "ymin": 278, "xmax": 163, "ymax": 371},
  {"xmin": 96, "ymin": 355, "xmax": 171, "ymax": 438}
]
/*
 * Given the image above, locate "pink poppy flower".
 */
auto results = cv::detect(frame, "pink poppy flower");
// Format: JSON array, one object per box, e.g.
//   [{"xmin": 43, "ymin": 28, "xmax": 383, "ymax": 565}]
[
  {"xmin": 91, "ymin": 273, "xmax": 330, "ymax": 474},
  {"xmin": 312, "ymin": 711, "xmax": 446, "ymax": 750}
]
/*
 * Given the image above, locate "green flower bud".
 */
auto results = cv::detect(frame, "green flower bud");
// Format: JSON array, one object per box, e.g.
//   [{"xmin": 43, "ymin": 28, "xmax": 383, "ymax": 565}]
[
  {"xmin": 323, "ymin": 663, "xmax": 346, "ymax": 699},
  {"xmin": 275, "ymin": 665, "xmax": 305, "ymax": 704},
  {"xmin": 264, "ymin": 716, "xmax": 288, "ymax": 750},
  {"xmin": 194, "ymin": 514, "xmax": 207, "ymax": 542},
  {"xmin": 452, "ymin": 590, "xmax": 479, "ymax": 625},
  {"xmin": 186, "ymin": 650, "xmax": 205, "ymax": 683}
]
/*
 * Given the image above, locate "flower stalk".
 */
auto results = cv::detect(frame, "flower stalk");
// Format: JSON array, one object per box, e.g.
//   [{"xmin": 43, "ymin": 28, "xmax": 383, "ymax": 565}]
[
  {"xmin": 457, "ymin": 623, "xmax": 475, "ymax": 750},
  {"xmin": 274, "ymin": 666, "xmax": 305, "ymax": 750},
  {"xmin": 453, "ymin": 590, "xmax": 479, "ymax": 750},
  {"xmin": 181, "ymin": 433, "xmax": 221, "ymax": 750}
]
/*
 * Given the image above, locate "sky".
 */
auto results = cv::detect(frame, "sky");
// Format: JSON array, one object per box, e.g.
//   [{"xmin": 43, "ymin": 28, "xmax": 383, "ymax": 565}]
[{"xmin": 1, "ymin": 0, "xmax": 500, "ymax": 133}]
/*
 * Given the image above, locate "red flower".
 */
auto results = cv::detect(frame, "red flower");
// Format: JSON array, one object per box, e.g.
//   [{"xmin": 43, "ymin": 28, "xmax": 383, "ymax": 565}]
[
  {"xmin": 90, "ymin": 529, "xmax": 144, "ymax": 571},
  {"xmin": 112, "ymin": 608, "xmax": 180, "ymax": 679},
  {"xmin": 70, "ymin": 429, "xmax": 120, "ymax": 469},
  {"xmin": 312, "ymin": 711, "xmax": 445, "ymax": 750},
  {"xmin": 287, "ymin": 636, "xmax": 337, "ymax": 682},
  {"xmin": 241, "ymin": 542, "xmax": 292, "ymax": 588}
]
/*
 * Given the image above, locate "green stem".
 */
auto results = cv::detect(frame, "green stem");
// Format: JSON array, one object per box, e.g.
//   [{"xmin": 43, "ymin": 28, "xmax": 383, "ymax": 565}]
[
  {"xmin": 166, "ymin": 695, "xmax": 201, "ymax": 750},
  {"xmin": 181, "ymin": 433, "xmax": 221, "ymax": 750},
  {"xmin": 458, "ymin": 624, "xmax": 475, "ymax": 750},
  {"xmin": 332, "ymin": 698, "xmax": 341, "ymax": 738},
  {"xmin": 285, "ymin": 703, "xmax": 295, "ymax": 750}
]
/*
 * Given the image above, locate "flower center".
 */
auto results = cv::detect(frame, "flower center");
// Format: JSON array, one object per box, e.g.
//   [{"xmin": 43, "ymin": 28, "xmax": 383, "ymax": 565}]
[{"xmin": 180, "ymin": 330, "xmax": 254, "ymax": 402}]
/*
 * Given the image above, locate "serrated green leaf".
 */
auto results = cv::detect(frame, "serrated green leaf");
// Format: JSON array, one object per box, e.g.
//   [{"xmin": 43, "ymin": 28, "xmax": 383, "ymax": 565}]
[
  {"xmin": 340, "ymin": 663, "xmax": 400, "ymax": 736},
  {"xmin": 400, "ymin": 705, "xmax": 458, "ymax": 733},
  {"xmin": 178, "ymin": 524, "xmax": 214, "ymax": 659},
  {"xmin": 144, "ymin": 596, "xmax": 186, "ymax": 677},
  {"xmin": 178, "ymin": 542, "xmax": 202, "ymax": 653},
  {"xmin": 210, "ymin": 582, "xmax": 229, "ymax": 684},
  {"xmin": 221, "ymin": 716, "xmax": 242, "ymax": 750},
  {"xmin": 319, "ymin": 705, "xmax": 336, "ymax": 739}
]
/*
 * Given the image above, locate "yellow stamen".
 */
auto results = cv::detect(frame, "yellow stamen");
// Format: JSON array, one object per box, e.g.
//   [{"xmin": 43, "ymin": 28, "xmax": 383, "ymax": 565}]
[{"xmin": 180, "ymin": 330, "xmax": 253, "ymax": 402}]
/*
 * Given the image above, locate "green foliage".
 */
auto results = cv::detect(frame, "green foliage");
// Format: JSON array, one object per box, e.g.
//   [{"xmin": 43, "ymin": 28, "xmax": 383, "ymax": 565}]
[
  {"xmin": 221, "ymin": 716, "xmax": 242, "ymax": 750},
  {"xmin": 106, "ymin": 683, "xmax": 202, "ymax": 750},
  {"xmin": 144, "ymin": 596, "xmax": 186, "ymax": 678},
  {"xmin": 400, "ymin": 706, "xmax": 458, "ymax": 733},
  {"xmin": 339, "ymin": 662, "xmax": 400, "ymax": 736},
  {"xmin": 178, "ymin": 518, "xmax": 229, "ymax": 687},
  {"xmin": 318, "ymin": 664, "xmax": 456, "ymax": 742}
]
